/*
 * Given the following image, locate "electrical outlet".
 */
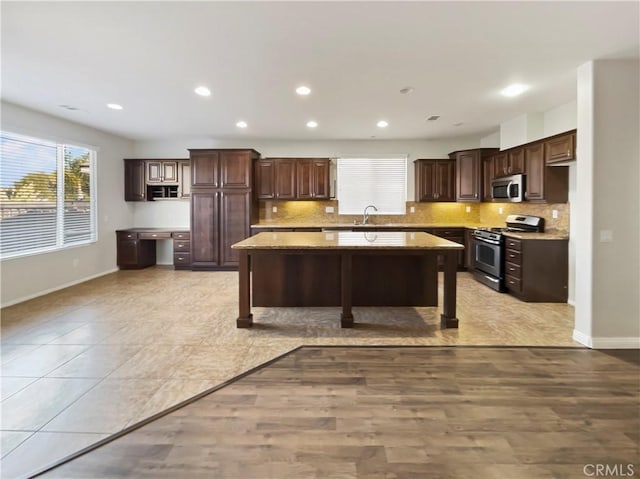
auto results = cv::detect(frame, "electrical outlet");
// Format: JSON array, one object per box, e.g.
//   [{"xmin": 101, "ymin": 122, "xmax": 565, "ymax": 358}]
[
  {"xmin": 272, "ymin": 206, "xmax": 277, "ymax": 213},
  {"xmin": 325, "ymin": 206, "xmax": 334, "ymax": 213},
  {"xmin": 599, "ymin": 230, "xmax": 613, "ymax": 243},
  {"xmin": 409, "ymin": 206, "xmax": 415, "ymax": 213},
  {"xmin": 498, "ymin": 207, "xmax": 503, "ymax": 214},
  {"xmin": 552, "ymin": 209, "xmax": 558, "ymax": 219},
  {"xmin": 465, "ymin": 206, "xmax": 471, "ymax": 213}
]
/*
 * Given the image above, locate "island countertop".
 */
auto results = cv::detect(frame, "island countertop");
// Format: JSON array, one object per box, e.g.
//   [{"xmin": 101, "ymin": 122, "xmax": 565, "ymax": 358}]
[{"xmin": 231, "ymin": 231, "xmax": 465, "ymax": 250}]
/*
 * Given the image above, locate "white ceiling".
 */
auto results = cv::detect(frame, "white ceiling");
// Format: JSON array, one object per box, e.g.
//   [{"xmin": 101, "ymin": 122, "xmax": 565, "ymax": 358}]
[{"xmin": 2, "ymin": 1, "xmax": 638, "ymax": 142}]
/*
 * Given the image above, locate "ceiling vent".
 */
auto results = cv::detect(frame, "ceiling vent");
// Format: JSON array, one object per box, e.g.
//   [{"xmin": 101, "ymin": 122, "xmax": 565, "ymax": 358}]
[{"xmin": 426, "ymin": 115, "xmax": 440, "ymax": 121}]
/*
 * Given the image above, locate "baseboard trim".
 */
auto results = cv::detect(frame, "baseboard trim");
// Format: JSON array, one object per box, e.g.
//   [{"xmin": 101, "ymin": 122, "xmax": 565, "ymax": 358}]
[
  {"xmin": 573, "ymin": 330, "xmax": 640, "ymax": 349},
  {"xmin": 1, "ymin": 268, "xmax": 119, "ymax": 308}
]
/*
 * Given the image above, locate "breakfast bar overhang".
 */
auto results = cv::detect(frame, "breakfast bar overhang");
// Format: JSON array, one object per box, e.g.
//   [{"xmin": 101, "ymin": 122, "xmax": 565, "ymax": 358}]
[{"xmin": 231, "ymin": 231, "xmax": 464, "ymax": 329}]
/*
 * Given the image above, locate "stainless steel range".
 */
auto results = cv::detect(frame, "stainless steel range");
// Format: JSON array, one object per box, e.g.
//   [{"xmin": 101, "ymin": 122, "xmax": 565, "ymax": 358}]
[{"xmin": 472, "ymin": 215, "xmax": 544, "ymax": 291}]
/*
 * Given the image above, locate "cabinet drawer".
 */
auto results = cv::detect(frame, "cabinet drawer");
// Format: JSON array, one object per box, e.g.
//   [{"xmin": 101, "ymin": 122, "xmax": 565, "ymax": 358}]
[
  {"xmin": 505, "ymin": 261, "xmax": 521, "ymax": 279},
  {"xmin": 505, "ymin": 238, "xmax": 522, "ymax": 251},
  {"xmin": 173, "ymin": 240, "xmax": 190, "ymax": 251},
  {"xmin": 117, "ymin": 231, "xmax": 138, "ymax": 241},
  {"xmin": 139, "ymin": 231, "xmax": 172, "ymax": 240},
  {"xmin": 172, "ymin": 231, "xmax": 191, "ymax": 240},
  {"xmin": 505, "ymin": 249, "xmax": 522, "ymax": 265},
  {"xmin": 505, "ymin": 275, "xmax": 522, "ymax": 293},
  {"xmin": 174, "ymin": 253, "xmax": 191, "ymax": 266}
]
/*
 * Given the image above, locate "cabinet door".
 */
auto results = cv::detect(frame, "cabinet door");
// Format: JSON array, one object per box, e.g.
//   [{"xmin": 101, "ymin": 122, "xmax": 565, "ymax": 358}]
[
  {"xmin": 524, "ymin": 144, "xmax": 545, "ymax": 200},
  {"xmin": 275, "ymin": 159, "xmax": 296, "ymax": 199},
  {"xmin": 508, "ymin": 148, "xmax": 524, "ymax": 174},
  {"xmin": 493, "ymin": 153, "xmax": 508, "ymax": 177},
  {"xmin": 312, "ymin": 159, "xmax": 330, "ymax": 199},
  {"xmin": 124, "ymin": 159, "xmax": 145, "ymax": 201},
  {"xmin": 434, "ymin": 160, "xmax": 455, "ymax": 201},
  {"xmin": 255, "ymin": 159, "xmax": 275, "ymax": 199},
  {"xmin": 415, "ymin": 160, "xmax": 436, "ymax": 202},
  {"xmin": 296, "ymin": 159, "xmax": 313, "ymax": 199},
  {"xmin": 179, "ymin": 161, "xmax": 191, "ymax": 198},
  {"xmin": 220, "ymin": 151, "xmax": 251, "ymax": 188},
  {"xmin": 191, "ymin": 151, "xmax": 219, "ymax": 188},
  {"xmin": 219, "ymin": 190, "xmax": 251, "ymax": 267},
  {"xmin": 162, "ymin": 162, "xmax": 178, "ymax": 182},
  {"xmin": 482, "ymin": 157, "xmax": 495, "ymax": 202},
  {"xmin": 147, "ymin": 161, "xmax": 163, "ymax": 183},
  {"xmin": 546, "ymin": 133, "xmax": 575, "ymax": 164},
  {"xmin": 464, "ymin": 229, "xmax": 475, "ymax": 269},
  {"xmin": 456, "ymin": 151, "xmax": 481, "ymax": 202},
  {"xmin": 190, "ymin": 191, "xmax": 219, "ymax": 267}
]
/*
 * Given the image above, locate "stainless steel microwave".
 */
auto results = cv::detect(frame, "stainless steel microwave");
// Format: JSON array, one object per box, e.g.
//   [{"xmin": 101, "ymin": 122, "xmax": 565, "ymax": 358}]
[{"xmin": 491, "ymin": 174, "xmax": 525, "ymax": 202}]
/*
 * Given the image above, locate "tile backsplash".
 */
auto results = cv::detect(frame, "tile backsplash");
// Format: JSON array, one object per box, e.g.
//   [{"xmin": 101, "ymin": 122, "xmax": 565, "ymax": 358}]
[{"xmin": 258, "ymin": 200, "xmax": 569, "ymax": 234}]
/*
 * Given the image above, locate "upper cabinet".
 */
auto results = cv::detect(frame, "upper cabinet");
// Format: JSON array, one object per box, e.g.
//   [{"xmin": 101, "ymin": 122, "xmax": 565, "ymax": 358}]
[
  {"xmin": 545, "ymin": 131, "xmax": 576, "ymax": 164},
  {"xmin": 451, "ymin": 148, "xmax": 498, "ymax": 202},
  {"xmin": 255, "ymin": 158, "xmax": 330, "ymax": 200},
  {"xmin": 124, "ymin": 158, "xmax": 189, "ymax": 201},
  {"xmin": 414, "ymin": 159, "xmax": 455, "ymax": 202},
  {"xmin": 525, "ymin": 143, "xmax": 569, "ymax": 203}
]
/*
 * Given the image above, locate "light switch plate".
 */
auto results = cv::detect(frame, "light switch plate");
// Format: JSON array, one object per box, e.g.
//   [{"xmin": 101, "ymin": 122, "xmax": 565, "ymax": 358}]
[
  {"xmin": 465, "ymin": 206, "xmax": 471, "ymax": 213},
  {"xmin": 272, "ymin": 206, "xmax": 277, "ymax": 213},
  {"xmin": 552, "ymin": 209, "xmax": 558, "ymax": 219},
  {"xmin": 409, "ymin": 206, "xmax": 415, "ymax": 213},
  {"xmin": 325, "ymin": 206, "xmax": 334, "ymax": 213},
  {"xmin": 599, "ymin": 230, "xmax": 613, "ymax": 242}
]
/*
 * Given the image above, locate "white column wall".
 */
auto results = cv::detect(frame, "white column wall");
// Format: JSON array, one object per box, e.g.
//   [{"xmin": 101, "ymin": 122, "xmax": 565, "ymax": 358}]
[{"xmin": 574, "ymin": 60, "xmax": 640, "ymax": 348}]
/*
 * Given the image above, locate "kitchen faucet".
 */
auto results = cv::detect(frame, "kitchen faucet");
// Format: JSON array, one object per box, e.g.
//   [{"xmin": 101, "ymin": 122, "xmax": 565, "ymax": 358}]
[{"xmin": 363, "ymin": 204, "xmax": 378, "ymax": 225}]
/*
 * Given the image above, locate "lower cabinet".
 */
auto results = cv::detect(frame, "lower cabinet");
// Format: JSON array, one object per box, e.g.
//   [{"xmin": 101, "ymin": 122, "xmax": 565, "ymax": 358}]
[
  {"xmin": 172, "ymin": 231, "xmax": 191, "ymax": 269},
  {"xmin": 504, "ymin": 236, "xmax": 568, "ymax": 302},
  {"xmin": 464, "ymin": 228, "xmax": 475, "ymax": 270},
  {"xmin": 116, "ymin": 231, "xmax": 156, "ymax": 269}
]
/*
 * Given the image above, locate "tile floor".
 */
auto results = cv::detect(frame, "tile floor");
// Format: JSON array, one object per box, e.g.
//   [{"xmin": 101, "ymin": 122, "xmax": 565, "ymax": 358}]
[{"xmin": 1, "ymin": 267, "xmax": 578, "ymax": 478}]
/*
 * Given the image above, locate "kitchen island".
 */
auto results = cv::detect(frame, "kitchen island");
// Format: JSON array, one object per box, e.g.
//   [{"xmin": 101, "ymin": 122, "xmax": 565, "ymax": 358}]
[{"xmin": 231, "ymin": 231, "xmax": 464, "ymax": 329}]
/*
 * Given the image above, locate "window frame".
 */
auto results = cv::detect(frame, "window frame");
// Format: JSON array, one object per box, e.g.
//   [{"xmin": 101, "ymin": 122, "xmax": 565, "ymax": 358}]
[{"xmin": 0, "ymin": 130, "xmax": 98, "ymax": 261}]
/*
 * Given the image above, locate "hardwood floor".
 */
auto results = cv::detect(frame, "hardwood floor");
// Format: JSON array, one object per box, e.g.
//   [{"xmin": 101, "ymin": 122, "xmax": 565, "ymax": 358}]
[
  {"xmin": 35, "ymin": 346, "xmax": 640, "ymax": 479},
  {"xmin": 1, "ymin": 268, "xmax": 579, "ymax": 477}
]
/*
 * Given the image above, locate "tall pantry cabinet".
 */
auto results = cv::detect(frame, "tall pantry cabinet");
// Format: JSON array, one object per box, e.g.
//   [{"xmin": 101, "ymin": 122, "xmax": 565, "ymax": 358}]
[{"xmin": 189, "ymin": 149, "xmax": 260, "ymax": 270}]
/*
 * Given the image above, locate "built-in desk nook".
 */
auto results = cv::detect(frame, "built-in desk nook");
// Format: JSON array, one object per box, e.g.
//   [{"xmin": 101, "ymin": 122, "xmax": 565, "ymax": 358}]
[{"xmin": 116, "ymin": 228, "xmax": 190, "ymax": 269}]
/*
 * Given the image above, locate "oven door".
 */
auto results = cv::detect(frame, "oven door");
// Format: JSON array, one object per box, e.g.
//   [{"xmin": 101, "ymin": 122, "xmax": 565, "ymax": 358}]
[{"xmin": 474, "ymin": 238, "xmax": 503, "ymax": 278}]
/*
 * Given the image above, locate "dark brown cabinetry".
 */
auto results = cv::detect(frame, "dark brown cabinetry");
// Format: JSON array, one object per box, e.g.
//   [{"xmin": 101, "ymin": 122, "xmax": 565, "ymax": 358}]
[
  {"xmin": 414, "ymin": 159, "xmax": 455, "ymax": 202},
  {"xmin": 545, "ymin": 132, "xmax": 575, "ymax": 164},
  {"xmin": 504, "ymin": 236, "xmax": 568, "ymax": 302},
  {"xmin": 524, "ymin": 143, "xmax": 569, "ymax": 203},
  {"xmin": 297, "ymin": 159, "xmax": 330, "ymax": 199},
  {"xmin": 493, "ymin": 149, "xmax": 524, "ymax": 177},
  {"xmin": 189, "ymin": 149, "xmax": 259, "ymax": 270},
  {"xmin": 172, "ymin": 231, "xmax": 191, "ymax": 269},
  {"xmin": 482, "ymin": 157, "xmax": 495, "ymax": 202},
  {"xmin": 255, "ymin": 158, "xmax": 330, "ymax": 200},
  {"xmin": 124, "ymin": 159, "xmax": 146, "ymax": 201},
  {"xmin": 451, "ymin": 148, "xmax": 498, "ymax": 202},
  {"xmin": 124, "ymin": 158, "xmax": 190, "ymax": 201},
  {"xmin": 464, "ymin": 228, "xmax": 475, "ymax": 270},
  {"xmin": 116, "ymin": 229, "xmax": 189, "ymax": 269},
  {"xmin": 429, "ymin": 228, "xmax": 465, "ymax": 269}
]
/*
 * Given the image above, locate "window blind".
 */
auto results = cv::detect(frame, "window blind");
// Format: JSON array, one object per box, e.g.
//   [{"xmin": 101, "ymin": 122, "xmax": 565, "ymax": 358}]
[
  {"xmin": 0, "ymin": 131, "xmax": 96, "ymax": 259},
  {"xmin": 336, "ymin": 157, "xmax": 407, "ymax": 215}
]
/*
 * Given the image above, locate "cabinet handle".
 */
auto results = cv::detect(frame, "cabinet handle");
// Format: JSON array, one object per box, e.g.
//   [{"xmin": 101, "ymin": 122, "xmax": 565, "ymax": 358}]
[
  {"xmin": 177, "ymin": 257, "xmax": 184, "ymax": 260},
  {"xmin": 127, "ymin": 234, "xmax": 132, "ymax": 238},
  {"xmin": 567, "ymin": 150, "xmax": 571, "ymax": 157},
  {"xmin": 152, "ymin": 234, "xmax": 157, "ymax": 237}
]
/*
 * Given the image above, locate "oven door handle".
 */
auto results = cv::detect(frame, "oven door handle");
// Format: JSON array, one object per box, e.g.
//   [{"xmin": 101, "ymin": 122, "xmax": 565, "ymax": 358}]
[{"xmin": 474, "ymin": 237, "xmax": 502, "ymax": 245}]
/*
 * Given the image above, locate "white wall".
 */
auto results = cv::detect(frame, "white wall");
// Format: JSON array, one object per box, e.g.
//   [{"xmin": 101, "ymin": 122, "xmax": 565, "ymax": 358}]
[
  {"xmin": 574, "ymin": 60, "xmax": 640, "ymax": 348},
  {"xmin": 544, "ymin": 100, "xmax": 577, "ymax": 137},
  {"xmin": 500, "ymin": 112, "xmax": 544, "ymax": 149},
  {"xmin": 480, "ymin": 131, "xmax": 500, "ymax": 148},
  {"xmin": 0, "ymin": 102, "xmax": 135, "ymax": 306}
]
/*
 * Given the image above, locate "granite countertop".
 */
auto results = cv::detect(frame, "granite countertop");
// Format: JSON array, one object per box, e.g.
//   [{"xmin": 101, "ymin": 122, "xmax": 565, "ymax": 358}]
[
  {"xmin": 117, "ymin": 227, "xmax": 190, "ymax": 232},
  {"xmin": 251, "ymin": 222, "xmax": 486, "ymax": 229},
  {"xmin": 232, "ymin": 231, "xmax": 465, "ymax": 250},
  {"xmin": 503, "ymin": 231, "xmax": 569, "ymax": 240}
]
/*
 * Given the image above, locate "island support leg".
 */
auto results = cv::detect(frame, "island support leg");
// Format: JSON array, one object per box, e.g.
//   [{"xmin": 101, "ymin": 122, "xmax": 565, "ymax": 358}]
[
  {"xmin": 236, "ymin": 250, "xmax": 253, "ymax": 328},
  {"xmin": 440, "ymin": 250, "xmax": 459, "ymax": 329},
  {"xmin": 340, "ymin": 253, "xmax": 354, "ymax": 328}
]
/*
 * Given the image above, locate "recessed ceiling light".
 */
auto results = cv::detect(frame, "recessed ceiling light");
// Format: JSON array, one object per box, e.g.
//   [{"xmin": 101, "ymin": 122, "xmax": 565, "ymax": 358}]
[
  {"xmin": 500, "ymin": 83, "xmax": 529, "ymax": 97},
  {"xmin": 236, "ymin": 121, "xmax": 248, "ymax": 128},
  {"xmin": 106, "ymin": 103, "xmax": 123, "ymax": 110},
  {"xmin": 194, "ymin": 86, "xmax": 211, "ymax": 97},
  {"xmin": 399, "ymin": 87, "xmax": 414, "ymax": 94},
  {"xmin": 453, "ymin": 122, "xmax": 464, "ymax": 127},
  {"xmin": 377, "ymin": 120, "xmax": 388, "ymax": 128},
  {"xmin": 426, "ymin": 115, "xmax": 440, "ymax": 121},
  {"xmin": 296, "ymin": 86, "xmax": 311, "ymax": 96},
  {"xmin": 306, "ymin": 120, "xmax": 318, "ymax": 128}
]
